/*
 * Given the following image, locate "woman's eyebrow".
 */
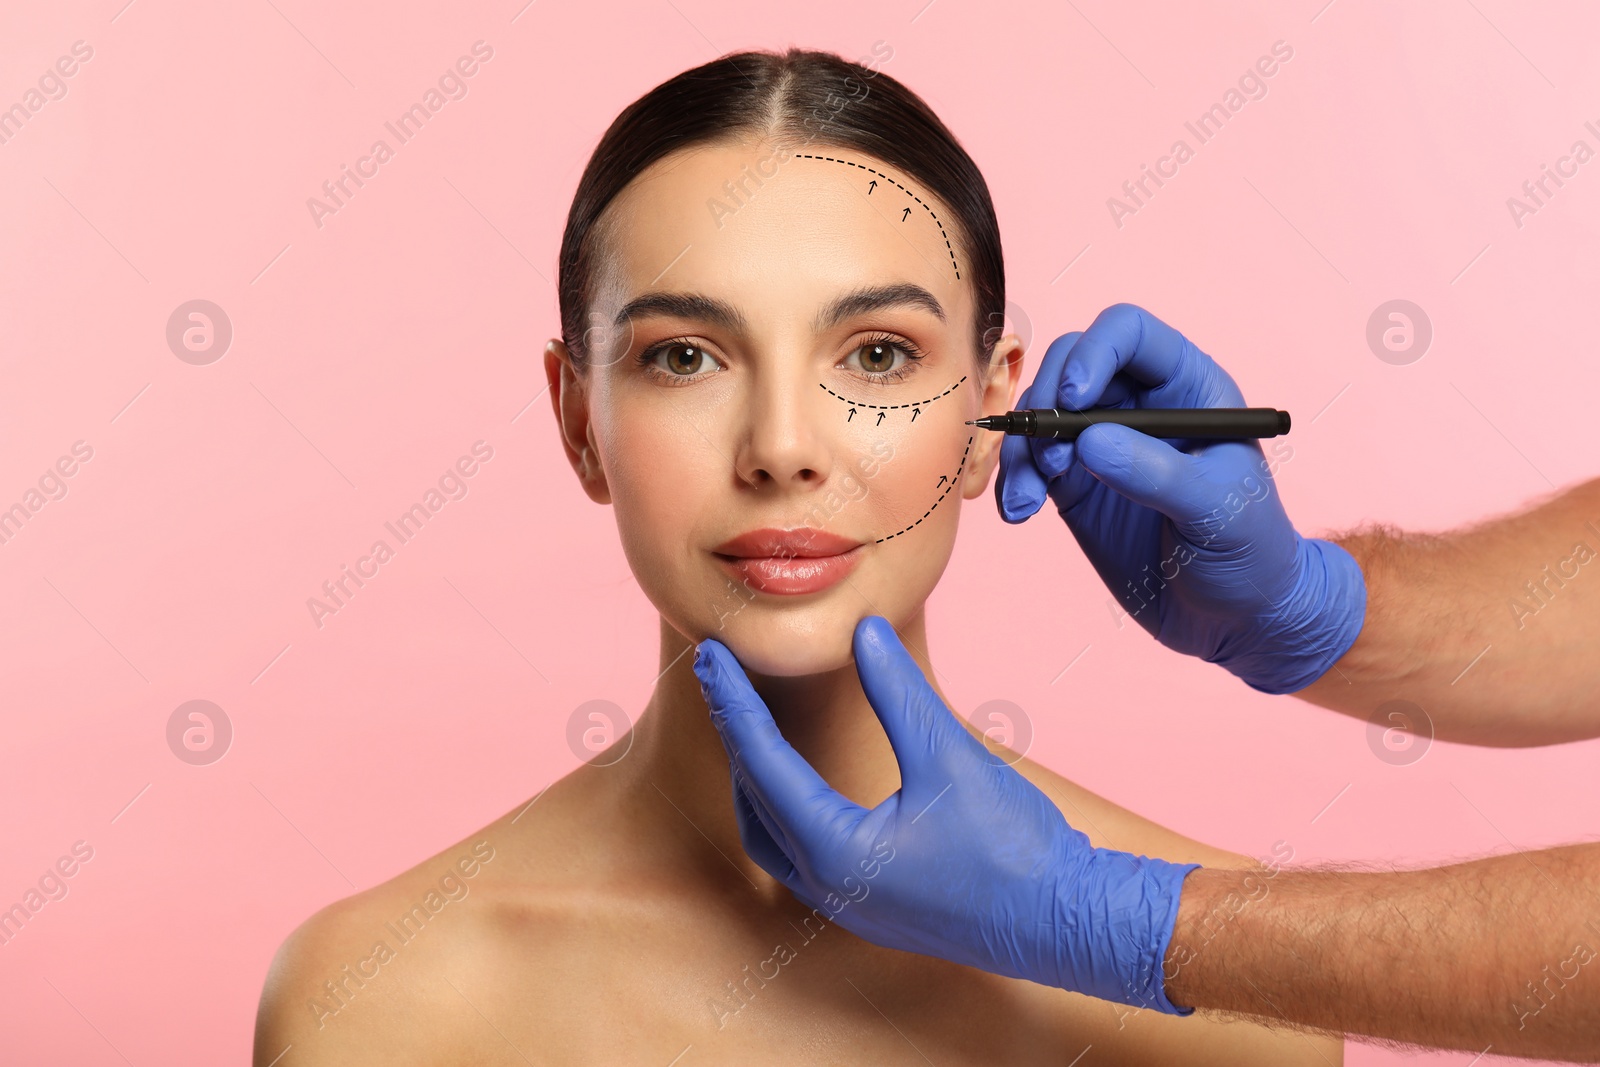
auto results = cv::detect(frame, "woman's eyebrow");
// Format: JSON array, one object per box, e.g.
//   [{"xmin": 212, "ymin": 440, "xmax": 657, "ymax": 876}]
[
  {"xmin": 813, "ymin": 283, "xmax": 946, "ymax": 331},
  {"xmin": 611, "ymin": 282, "xmax": 946, "ymax": 333},
  {"xmin": 613, "ymin": 291, "xmax": 747, "ymax": 332}
]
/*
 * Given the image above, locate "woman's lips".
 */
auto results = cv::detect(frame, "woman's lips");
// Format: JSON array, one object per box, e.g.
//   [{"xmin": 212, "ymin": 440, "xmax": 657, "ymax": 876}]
[
  {"xmin": 712, "ymin": 544, "xmax": 864, "ymax": 595},
  {"xmin": 711, "ymin": 527, "xmax": 865, "ymax": 596}
]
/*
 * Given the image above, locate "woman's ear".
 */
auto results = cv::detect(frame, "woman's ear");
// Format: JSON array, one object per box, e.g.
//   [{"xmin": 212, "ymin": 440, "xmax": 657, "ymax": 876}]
[
  {"xmin": 961, "ymin": 332, "xmax": 1025, "ymax": 499},
  {"xmin": 545, "ymin": 338, "xmax": 612, "ymax": 505}
]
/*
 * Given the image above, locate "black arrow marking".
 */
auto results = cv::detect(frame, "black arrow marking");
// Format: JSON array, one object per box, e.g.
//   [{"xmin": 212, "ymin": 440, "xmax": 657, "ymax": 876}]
[
  {"xmin": 819, "ymin": 375, "xmax": 967, "ymax": 410},
  {"xmin": 901, "ymin": 207, "xmax": 911, "ymax": 221},
  {"xmin": 911, "ymin": 407, "xmax": 920, "ymax": 422},
  {"xmin": 847, "ymin": 407, "xmax": 856, "ymax": 421},
  {"xmin": 876, "ymin": 411, "xmax": 886, "ymax": 425},
  {"xmin": 874, "ymin": 435, "xmax": 974, "ymax": 544},
  {"xmin": 867, "ymin": 180, "xmax": 876, "ymax": 194},
  {"xmin": 792, "ymin": 153, "xmax": 961, "ymax": 279}
]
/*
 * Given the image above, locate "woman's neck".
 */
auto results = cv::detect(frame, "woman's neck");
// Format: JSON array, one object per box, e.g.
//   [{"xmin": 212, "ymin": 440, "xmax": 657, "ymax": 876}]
[{"xmin": 616, "ymin": 611, "xmax": 949, "ymax": 889}]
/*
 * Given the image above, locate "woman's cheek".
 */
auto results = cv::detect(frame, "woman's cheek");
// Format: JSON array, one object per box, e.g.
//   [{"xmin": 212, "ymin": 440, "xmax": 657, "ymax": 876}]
[
  {"xmin": 849, "ymin": 410, "xmax": 972, "ymax": 546},
  {"xmin": 601, "ymin": 418, "xmax": 709, "ymax": 591},
  {"xmin": 837, "ymin": 417, "xmax": 967, "ymax": 620}
]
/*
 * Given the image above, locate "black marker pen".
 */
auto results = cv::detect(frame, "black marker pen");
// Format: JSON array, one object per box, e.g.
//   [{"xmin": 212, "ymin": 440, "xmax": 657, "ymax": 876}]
[{"xmin": 966, "ymin": 407, "xmax": 1290, "ymax": 441}]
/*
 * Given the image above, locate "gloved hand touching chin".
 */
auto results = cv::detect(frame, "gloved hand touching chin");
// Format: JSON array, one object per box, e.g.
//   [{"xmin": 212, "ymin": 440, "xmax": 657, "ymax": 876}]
[
  {"xmin": 693, "ymin": 614, "xmax": 1198, "ymax": 1015},
  {"xmin": 994, "ymin": 302, "xmax": 1366, "ymax": 695}
]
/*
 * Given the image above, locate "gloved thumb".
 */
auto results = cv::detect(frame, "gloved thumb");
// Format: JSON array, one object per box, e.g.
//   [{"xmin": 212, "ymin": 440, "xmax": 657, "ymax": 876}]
[
  {"xmin": 852, "ymin": 616, "xmax": 975, "ymax": 788},
  {"xmin": 1069, "ymin": 422, "xmax": 1221, "ymax": 536}
]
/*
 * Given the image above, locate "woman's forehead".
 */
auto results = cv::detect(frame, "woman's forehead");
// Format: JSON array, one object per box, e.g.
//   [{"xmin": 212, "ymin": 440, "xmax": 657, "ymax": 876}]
[{"xmin": 591, "ymin": 140, "xmax": 970, "ymax": 328}]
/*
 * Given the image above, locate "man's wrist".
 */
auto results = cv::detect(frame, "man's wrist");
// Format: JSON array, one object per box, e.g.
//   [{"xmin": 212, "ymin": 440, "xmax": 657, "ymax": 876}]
[
  {"xmin": 1293, "ymin": 522, "xmax": 1442, "ymax": 711},
  {"xmin": 1161, "ymin": 864, "xmax": 1274, "ymax": 1013},
  {"xmin": 1220, "ymin": 535, "xmax": 1369, "ymax": 695},
  {"xmin": 1062, "ymin": 849, "xmax": 1200, "ymax": 1014}
]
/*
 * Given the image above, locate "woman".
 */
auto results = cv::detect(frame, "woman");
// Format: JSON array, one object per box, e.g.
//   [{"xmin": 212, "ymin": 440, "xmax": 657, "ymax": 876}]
[{"xmin": 254, "ymin": 48, "xmax": 1341, "ymax": 1064}]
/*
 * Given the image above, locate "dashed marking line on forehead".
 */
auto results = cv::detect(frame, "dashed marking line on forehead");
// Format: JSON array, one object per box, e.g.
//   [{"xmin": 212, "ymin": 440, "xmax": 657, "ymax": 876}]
[
  {"xmin": 792, "ymin": 154, "xmax": 961, "ymax": 281},
  {"xmin": 791, "ymin": 155, "xmax": 970, "ymax": 545}
]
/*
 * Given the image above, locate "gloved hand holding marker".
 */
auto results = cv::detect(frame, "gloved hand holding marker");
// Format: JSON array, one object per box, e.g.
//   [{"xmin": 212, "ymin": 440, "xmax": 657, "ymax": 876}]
[
  {"xmin": 994, "ymin": 302, "xmax": 1366, "ymax": 695},
  {"xmin": 689, "ymin": 300, "xmax": 1600, "ymax": 1057}
]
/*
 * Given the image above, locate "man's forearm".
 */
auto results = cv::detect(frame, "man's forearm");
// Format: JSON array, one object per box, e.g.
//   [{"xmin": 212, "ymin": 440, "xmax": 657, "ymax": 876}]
[
  {"xmin": 1297, "ymin": 477, "xmax": 1600, "ymax": 745},
  {"xmin": 1161, "ymin": 844, "xmax": 1600, "ymax": 1061}
]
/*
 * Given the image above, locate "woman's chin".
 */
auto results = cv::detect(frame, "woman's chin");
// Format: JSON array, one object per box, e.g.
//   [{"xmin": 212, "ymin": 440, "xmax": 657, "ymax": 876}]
[
  {"xmin": 725, "ymin": 641, "xmax": 854, "ymax": 679},
  {"xmin": 688, "ymin": 604, "xmax": 867, "ymax": 678}
]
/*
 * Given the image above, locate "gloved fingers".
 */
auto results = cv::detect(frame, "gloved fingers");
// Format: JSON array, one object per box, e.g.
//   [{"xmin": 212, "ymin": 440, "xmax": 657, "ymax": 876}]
[
  {"xmin": 694, "ymin": 637, "xmax": 864, "ymax": 855},
  {"xmin": 1019, "ymin": 331, "xmax": 1090, "ymax": 506},
  {"xmin": 728, "ymin": 760, "xmax": 803, "ymax": 890},
  {"xmin": 1001, "ymin": 326, "xmax": 1150, "ymax": 517},
  {"xmin": 1060, "ymin": 303, "xmax": 1247, "ymax": 411},
  {"xmin": 996, "ymin": 330, "xmax": 1085, "ymax": 522},
  {"xmin": 1079, "ymin": 374, "xmax": 1137, "ymax": 408},
  {"xmin": 1025, "ymin": 384, "xmax": 1147, "ymax": 485},
  {"xmin": 851, "ymin": 616, "xmax": 983, "ymax": 796},
  {"xmin": 1072, "ymin": 423, "xmax": 1248, "ymax": 542},
  {"xmin": 1057, "ymin": 303, "xmax": 1183, "ymax": 407},
  {"xmin": 707, "ymin": 709, "xmax": 788, "ymax": 856},
  {"xmin": 995, "ymin": 380, "xmax": 1051, "ymax": 523}
]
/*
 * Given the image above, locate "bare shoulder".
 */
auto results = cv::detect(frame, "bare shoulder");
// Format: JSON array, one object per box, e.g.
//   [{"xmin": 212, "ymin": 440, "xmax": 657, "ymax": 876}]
[
  {"xmin": 252, "ymin": 833, "xmax": 522, "ymax": 1067},
  {"xmin": 996, "ymin": 742, "xmax": 1257, "ymax": 869}
]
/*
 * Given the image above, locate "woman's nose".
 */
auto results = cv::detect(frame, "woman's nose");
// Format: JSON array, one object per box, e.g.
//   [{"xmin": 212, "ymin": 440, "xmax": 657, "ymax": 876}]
[{"xmin": 731, "ymin": 373, "xmax": 835, "ymax": 490}]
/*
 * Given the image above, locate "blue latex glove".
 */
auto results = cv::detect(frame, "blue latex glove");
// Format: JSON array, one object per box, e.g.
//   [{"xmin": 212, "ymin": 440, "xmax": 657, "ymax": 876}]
[
  {"xmin": 995, "ymin": 302, "xmax": 1366, "ymax": 694},
  {"xmin": 692, "ymin": 614, "xmax": 1198, "ymax": 1014}
]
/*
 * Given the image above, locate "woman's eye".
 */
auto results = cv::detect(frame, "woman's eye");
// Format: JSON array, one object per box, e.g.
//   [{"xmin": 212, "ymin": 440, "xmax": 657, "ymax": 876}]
[
  {"xmin": 637, "ymin": 337, "xmax": 920, "ymax": 385},
  {"xmin": 845, "ymin": 338, "xmax": 922, "ymax": 381},
  {"xmin": 641, "ymin": 341, "xmax": 716, "ymax": 379}
]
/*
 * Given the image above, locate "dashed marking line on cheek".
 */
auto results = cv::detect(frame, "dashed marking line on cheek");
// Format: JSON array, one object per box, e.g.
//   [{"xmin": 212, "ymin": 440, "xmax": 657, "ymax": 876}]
[
  {"xmin": 789, "ymin": 155, "xmax": 967, "ymax": 544},
  {"xmin": 874, "ymin": 433, "xmax": 973, "ymax": 544},
  {"xmin": 819, "ymin": 378, "xmax": 970, "ymax": 542},
  {"xmin": 819, "ymin": 374, "xmax": 967, "ymax": 425},
  {"xmin": 818, "ymin": 375, "xmax": 967, "ymax": 411}
]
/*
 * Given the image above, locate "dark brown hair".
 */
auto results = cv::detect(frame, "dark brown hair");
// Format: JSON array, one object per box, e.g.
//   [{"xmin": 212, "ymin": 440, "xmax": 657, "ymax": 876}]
[{"xmin": 557, "ymin": 47, "xmax": 1005, "ymax": 374}]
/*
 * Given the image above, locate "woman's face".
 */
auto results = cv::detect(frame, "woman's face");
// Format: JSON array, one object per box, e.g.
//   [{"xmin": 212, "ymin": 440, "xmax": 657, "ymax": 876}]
[{"xmin": 549, "ymin": 138, "xmax": 1023, "ymax": 676}]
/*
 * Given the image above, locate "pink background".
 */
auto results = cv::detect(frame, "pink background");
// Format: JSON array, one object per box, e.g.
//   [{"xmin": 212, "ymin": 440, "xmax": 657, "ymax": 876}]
[{"xmin": 3, "ymin": 0, "xmax": 1597, "ymax": 1062}]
